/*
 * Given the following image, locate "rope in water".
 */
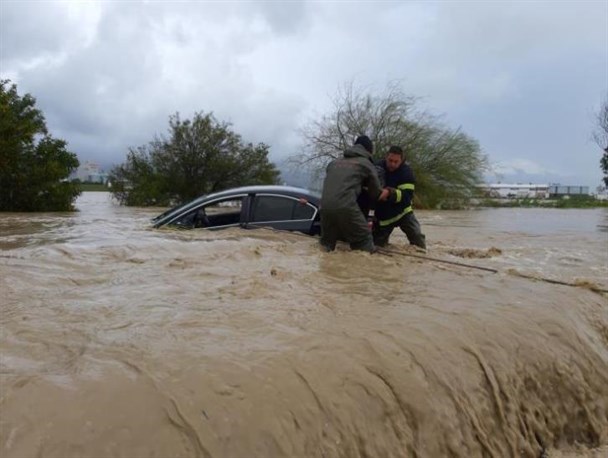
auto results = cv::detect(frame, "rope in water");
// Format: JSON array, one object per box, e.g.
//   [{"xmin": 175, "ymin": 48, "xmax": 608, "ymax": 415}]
[
  {"xmin": 377, "ymin": 247, "xmax": 608, "ymax": 294},
  {"xmin": 376, "ymin": 247, "xmax": 499, "ymax": 273}
]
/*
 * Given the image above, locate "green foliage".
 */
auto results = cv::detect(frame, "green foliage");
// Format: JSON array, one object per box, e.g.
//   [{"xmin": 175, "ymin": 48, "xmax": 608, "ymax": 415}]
[
  {"xmin": 0, "ymin": 80, "xmax": 81, "ymax": 211},
  {"xmin": 295, "ymin": 82, "xmax": 488, "ymax": 208},
  {"xmin": 109, "ymin": 112, "xmax": 281, "ymax": 206},
  {"xmin": 77, "ymin": 182, "xmax": 109, "ymax": 192},
  {"xmin": 551, "ymin": 195, "xmax": 608, "ymax": 208}
]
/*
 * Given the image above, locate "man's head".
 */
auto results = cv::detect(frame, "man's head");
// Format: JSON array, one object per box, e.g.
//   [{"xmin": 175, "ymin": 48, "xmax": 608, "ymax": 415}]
[
  {"xmin": 354, "ymin": 135, "xmax": 373, "ymax": 154},
  {"xmin": 385, "ymin": 145, "xmax": 404, "ymax": 172}
]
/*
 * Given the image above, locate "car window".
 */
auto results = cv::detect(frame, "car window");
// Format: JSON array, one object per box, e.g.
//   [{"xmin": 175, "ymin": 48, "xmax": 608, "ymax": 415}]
[
  {"xmin": 293, "ymin": 200, "xmax": 315, "ymax": 220},
  {"xmin": 174, "ymin": 208, "xmax": 203, "ymax": 228},
  {"xmin": 203, "ymin": 197, "xmax": 243, "ymax": 226},
  {"xmin": 251, "ymin": 195, "xmax": 315, "ymax": 222},
  {"xmin": 174, "ymin": 196, "xmax": 243, "ymax": 228},
  {"xmin": 251, "ymin": 196, "xmax": 293, "ymax": 222}
]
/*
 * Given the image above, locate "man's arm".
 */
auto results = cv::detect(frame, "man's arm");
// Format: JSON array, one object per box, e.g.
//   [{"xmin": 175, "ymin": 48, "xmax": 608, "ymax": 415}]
[
  {"xmin": 386, "ymin": 166, "xmax": 415, "ymax": 205},
  {"xmin": 364, "ymin": 162, "xmax": 385, "ymax": 201}
]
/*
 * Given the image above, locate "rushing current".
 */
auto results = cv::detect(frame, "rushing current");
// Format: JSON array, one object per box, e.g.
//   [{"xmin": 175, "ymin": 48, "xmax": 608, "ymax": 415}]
[{"xmin": 1, "ymin": 192, "xmax": 607, "ymax": 458}]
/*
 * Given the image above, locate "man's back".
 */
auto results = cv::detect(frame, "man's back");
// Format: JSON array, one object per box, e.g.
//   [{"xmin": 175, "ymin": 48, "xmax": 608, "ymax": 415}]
[
  {"xmin": 319, "ymin": 136, "xmax": 382, "ymax": 253},
  {"xmin": 321, "ymin": 144, "xmax": 380, "ymax": 211}
]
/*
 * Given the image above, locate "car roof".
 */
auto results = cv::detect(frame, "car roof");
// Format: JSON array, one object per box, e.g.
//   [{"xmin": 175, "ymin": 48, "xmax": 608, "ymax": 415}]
[
  {"xmin": 152, "ymin": 185, "xmax": 320, "ymax": 228},
  {"xmin": 204, "ymin": 185, "xmax": 319, "ymax": 200}
]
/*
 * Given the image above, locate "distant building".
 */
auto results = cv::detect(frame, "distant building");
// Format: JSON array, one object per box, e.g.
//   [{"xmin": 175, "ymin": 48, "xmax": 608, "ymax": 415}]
[
  {"xmin": 477, "ymin": 183, "xmax": 550, "ymax": 199},
  {"xmin": 548, "ymin": 185, "xmax": 589, "ymax": 197},
  {"xmin": 477, "ymin": 183, "xmax": 591, "ymax": 199},
  {"xmin": 74, "ymin": 161, "xmax": 108, "ymax": 183}
]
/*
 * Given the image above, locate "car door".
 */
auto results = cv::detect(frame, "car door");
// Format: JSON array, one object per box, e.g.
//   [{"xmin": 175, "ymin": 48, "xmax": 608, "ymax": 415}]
[{"xmin": 246, "ymin": 193, "xmax": 317, "ymax": 233}]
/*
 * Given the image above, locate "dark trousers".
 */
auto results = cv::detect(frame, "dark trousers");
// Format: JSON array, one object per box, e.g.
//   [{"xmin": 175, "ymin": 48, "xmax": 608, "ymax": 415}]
[
  {"xmin": 373, "ymin": 211, "xmax": 426, "ymax": 249},
  {"xmin": 320, "ymin": 208, "xmax": 375, "ymax": 252}
]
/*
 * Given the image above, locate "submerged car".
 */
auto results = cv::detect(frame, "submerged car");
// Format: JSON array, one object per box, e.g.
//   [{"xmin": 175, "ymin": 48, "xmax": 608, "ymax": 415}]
[{"xmin": 152, "ymin": 185, "xmax": 321, "ymax": 235}]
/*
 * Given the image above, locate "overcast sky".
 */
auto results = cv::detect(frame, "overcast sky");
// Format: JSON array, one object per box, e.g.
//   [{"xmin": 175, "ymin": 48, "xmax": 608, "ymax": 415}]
[{"xmin": 1, "ymin": 0, "xmax": 606, "ymax": 188}]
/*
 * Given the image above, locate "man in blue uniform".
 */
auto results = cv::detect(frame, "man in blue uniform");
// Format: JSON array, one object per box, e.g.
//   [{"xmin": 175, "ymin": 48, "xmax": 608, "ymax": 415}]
[{"xmin": 373, "ymin": 145, "xmax": 426, "ymax": 249}]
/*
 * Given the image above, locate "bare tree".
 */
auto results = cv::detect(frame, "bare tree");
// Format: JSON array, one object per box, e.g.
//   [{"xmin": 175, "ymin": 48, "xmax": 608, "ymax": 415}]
[
  {"xmin": 592, "ymin": 95, "xmax": 608, "ymax": 187},
  {"xmin": 296, "ymin": 82, "xmax": 420, "ymax": 166},
  {"xmin": 293, "ymin": 81, "xmax": 488, "ymax": 208},
  {"xmin": 593, "ymin": 95, "xmax": 608, "ymax": 151}
]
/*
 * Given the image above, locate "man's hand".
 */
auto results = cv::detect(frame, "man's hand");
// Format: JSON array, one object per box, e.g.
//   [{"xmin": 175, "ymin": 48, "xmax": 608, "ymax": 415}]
[{"xmin": 378, "ymin": 188, "xmax": 390, "ymax": 201}]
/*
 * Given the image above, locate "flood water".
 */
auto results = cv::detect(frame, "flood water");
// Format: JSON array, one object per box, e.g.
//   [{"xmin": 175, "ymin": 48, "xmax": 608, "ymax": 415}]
[{"xmin": 1, "ymin": 192, "xmax": 607, "ymax": 458}]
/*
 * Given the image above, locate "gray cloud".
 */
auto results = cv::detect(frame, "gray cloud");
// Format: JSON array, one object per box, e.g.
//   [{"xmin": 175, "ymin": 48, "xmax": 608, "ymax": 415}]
[
  {"xmin": 1, "ymin": 1, "xmax": 606, "ymax": 187},
  {"xmin": 1, "ymin": 2, "xmax": 88, "ymax": 65},
  {"xmin": 247, "ymin": 0, "xmax": 311, "ymax": 36}
]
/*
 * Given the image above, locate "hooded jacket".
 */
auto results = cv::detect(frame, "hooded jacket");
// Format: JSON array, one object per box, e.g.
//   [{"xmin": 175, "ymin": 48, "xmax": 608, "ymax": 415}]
[
  {"xmin": 374, "ymin": 159, "xmax": 416, "ymax": 226},
  {"xmin": 320, "ymin": 144, "xmax": 382, "ymax": 211}
]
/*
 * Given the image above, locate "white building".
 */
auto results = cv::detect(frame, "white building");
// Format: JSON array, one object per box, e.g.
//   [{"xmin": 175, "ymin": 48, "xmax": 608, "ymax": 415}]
[
  {"xmin": 478, "ymin": 183, "xmax": 591, "ymax": 199},
  {"xmin": 75, "ymin": 161, "xmax": 108, "ymax": 183},
  {"xmin": 478, "ymin": 183, "xmax": 550, "ymax": 199}
]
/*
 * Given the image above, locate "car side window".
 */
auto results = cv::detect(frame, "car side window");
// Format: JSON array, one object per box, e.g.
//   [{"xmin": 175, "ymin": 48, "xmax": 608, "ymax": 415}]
[
  {"xmin": 251, "ymin": 195, "xmax": 315, "ymax": 222},
  {"xmin": 203, "ymin": 197, "xmax": 243, "ymax": 226},
  {"xmin": 174, "ymin": 197, "xmax": 243, "ymax": 228},
  {"xmin": 251, "ymin": 196, "xmax": 293, "ymax": 222},
  {"xmin": 293, "ymin": 200, "xmax": 315, "ymax": 220}
]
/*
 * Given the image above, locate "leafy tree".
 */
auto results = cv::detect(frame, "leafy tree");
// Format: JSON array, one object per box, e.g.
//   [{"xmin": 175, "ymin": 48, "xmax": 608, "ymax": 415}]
[
  {"xmin": 0, "ymin": 80, "xmax": 80, "ymax": 211},
  {"xmin": 294, "ymin": 82, "xmax": 488, "ymax": 208},
  {"xmin": 592, "ymin": 94, "xmax": 608, "ymax": 187},
  {"xmin": 109, "ymin": 112, "xmax": 281, "ymax": 206}
]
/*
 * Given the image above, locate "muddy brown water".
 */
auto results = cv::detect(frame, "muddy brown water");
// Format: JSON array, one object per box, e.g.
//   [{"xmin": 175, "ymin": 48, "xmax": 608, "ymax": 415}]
[{"xmin": 1, "ymin": 192, "xmax": 607, "ymax": 458}]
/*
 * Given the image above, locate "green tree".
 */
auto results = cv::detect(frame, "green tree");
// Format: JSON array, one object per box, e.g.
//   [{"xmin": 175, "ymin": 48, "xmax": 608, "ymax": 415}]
[
  {"xmin": 0, "ymin": 80, "xmax": 80, "ymax": 211},
  {"xmin": 592, "ymin": 94, "xmax": 608, "ymax": 187},
  {"xmin": 109, "ymin": 112, "xmax": 281, "ymax": 206},
  {"xmin": 294, "ymin": 82, "xmax": 488, "ymax": 208}
]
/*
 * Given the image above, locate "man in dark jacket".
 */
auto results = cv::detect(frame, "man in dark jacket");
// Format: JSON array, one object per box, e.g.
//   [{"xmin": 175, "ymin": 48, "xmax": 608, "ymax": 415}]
[
  {"xmin": 373, "ymin": 145, "xmax": 426, "ymax": 249},
  {"xmin": 320, "ymin": 135, "xmax": 388, "ymax": 252}
]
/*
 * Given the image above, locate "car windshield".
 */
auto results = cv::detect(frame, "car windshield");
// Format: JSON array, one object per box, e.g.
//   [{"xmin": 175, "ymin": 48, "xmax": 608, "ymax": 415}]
[{"xmin": 151, "ymin": 195, "xmax": 208, "ymax": 222}]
